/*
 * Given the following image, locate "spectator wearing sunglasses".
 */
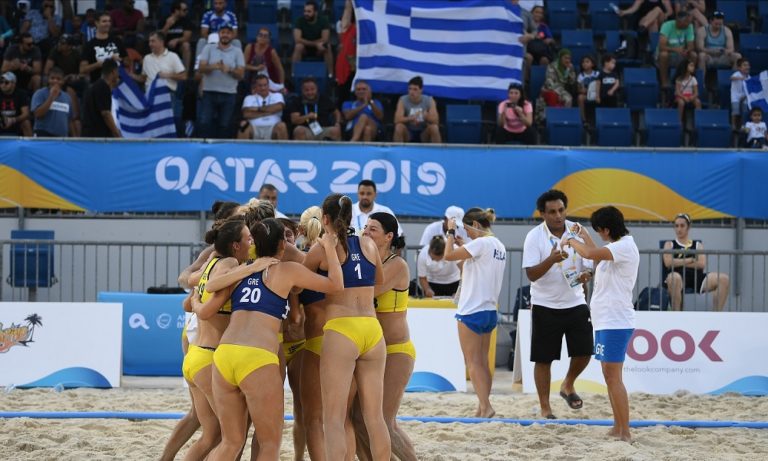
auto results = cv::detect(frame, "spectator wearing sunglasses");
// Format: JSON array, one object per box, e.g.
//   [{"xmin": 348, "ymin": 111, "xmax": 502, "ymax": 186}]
[{"xmin": 19, "ymin": 0, "xmax": 61, "ymax": 58}]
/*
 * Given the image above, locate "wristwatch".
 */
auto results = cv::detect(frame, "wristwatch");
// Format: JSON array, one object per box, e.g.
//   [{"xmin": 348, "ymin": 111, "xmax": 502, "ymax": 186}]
[{"xmin": 446, "ymin": 229, "xmax": 456, "ymax": 237}]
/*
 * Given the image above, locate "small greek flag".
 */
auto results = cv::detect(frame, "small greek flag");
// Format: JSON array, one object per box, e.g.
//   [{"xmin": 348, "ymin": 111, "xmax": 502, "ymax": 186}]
[
  {"xmin": 113, "ymin": 66, "xmax": 177, "ymax": 138},
  {"xmin": 744, "ymin": 71, "xmax": 768, "ymax": 113}
]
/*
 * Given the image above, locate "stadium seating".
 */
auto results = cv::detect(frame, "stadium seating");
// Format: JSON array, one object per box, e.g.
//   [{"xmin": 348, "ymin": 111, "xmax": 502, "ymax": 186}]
[
  {"xmin": 292, "ymin": 61, "xmax": 328, "ymax": 92},
  {"xmin": 595, "ymin": 108, "xmax": 633, "ymax": 146},
  {"xmin": 717, "ymin": 1, "xmax": 750, "ymax": 33},
  {"xmin": 588, "ymin": 1, "xmax": 620, "ymax": 34},
  {"xmin": 546, "ymin": 1, "xmax": 580, "ymax": 36},
  {"xmin": 445, "ymin": 105, "xmax": 483, "ymax": 144},
  {"xmin": 717, "ymin": 68, "xmax": 735, "ymax": 110},
  {"xmin": 739, "ymin": 34, "xmax": 768, "ymax": 73},
  {"xmin": 604, "ymin": 30, "xmax": 642, "ymax": 69},
  {"xmin": 694, "ymin": 110, "xmax": 731, "ymax": 148},
  {"xmin": 761, "ymin": 1, "xmax": 768, "ymax": 33},
  {"xmin": 545, "ymin": 108, "xmax": 582, "ymax": 146},
  {"xmin": 529, "ymin": 65, "xmax": 547, "ymax": 110},
  {"xmin": 624, "ymin": 67, "xmax": 660, "ymax": 110},
  {"xmin": 560, "ymin": 30, "xmax": 595, "ymax": 68},
  {"xmin": 644, "ymin": 109, "xmax": 682, "ymax": 147},
  {"xmin": 248, "ymin": 0, "xmax": 280, "ymax": 24}
]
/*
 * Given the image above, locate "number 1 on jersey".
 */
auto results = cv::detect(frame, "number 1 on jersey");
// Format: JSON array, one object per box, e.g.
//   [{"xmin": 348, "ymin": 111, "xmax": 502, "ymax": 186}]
[{"xmin": 354, "ymin": 262, "xmax": 362, "ymax": 279}]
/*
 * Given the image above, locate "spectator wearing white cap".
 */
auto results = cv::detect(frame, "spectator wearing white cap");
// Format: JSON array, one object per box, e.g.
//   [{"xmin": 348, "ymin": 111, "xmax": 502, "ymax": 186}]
[{"xmin": 419, "ymin": 205, "xmax": 469, "ymax": 247}]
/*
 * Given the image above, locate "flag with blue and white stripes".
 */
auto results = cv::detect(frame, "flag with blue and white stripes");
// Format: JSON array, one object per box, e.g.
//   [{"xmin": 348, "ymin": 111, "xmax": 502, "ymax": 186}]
[
  {"xmin": 354, "ymin": 0, "xmax": 524, "ymax": 101},
  {"xmin": 744, "ymin": 71, "xmax": 768, "ymax": 113},
  {"xmin": 113, "ymin": 66, "xmax": 177, "ymax": 139}
]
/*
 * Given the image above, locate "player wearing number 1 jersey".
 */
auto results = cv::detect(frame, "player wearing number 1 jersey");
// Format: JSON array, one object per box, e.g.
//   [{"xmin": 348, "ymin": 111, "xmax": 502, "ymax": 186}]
[{"xmin": 196, "ymin": 218, "xmax": 344, "ymax": 460}]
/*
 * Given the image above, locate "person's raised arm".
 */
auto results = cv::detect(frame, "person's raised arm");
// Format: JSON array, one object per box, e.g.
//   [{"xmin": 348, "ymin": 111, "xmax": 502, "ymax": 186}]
[
  {"xmin": 178, "ymin": 245, "xmax": 215, "ymax": 288},
  {"xmin": 190, "ymin": 286, "xmax": 231, "ymax": 320},
  {"xmin": 294, "ymin": 232, "xmax": 344, "ymax": 293},
  {"xmin": 443, "ymin": 219, "xmax": 472, "ymax": 262},
  {"xmin": 204, "ymin": 256, "xmax": 281, "ymax": 293}
]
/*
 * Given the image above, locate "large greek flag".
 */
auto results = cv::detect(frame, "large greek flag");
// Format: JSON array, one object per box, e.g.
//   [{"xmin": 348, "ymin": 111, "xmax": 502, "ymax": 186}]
[
  {"xmin": 113, "ymin": 66, "xmax": 177, "ymax": 138},
  {"xmin": 354, "ymin": 0, "xmax": 524, "ymax": 101},
  {"xmin": 744, "ymin": 71, "xmax": 768, "ymax": 113}
]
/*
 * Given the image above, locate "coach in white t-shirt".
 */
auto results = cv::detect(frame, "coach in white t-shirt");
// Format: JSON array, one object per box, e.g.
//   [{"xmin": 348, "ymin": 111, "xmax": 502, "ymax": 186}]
[
  {"xmin": 417, "ymin": 235, "xmax": 461, "ymax": 297},
  {"xmin": 419, "ymin": 205, "xmax": 469, "ymax": 246},
  {"xmin": 444, "ymin": 207, "xmax": 506, "ymax": 419},
  {"xmin": 522, "ymin": 189, "xmax": 594, "ymax": 419},
  {"xmin": 351, "ymin": 179, "xmax": 396, "ymax": 233},
  {"xmin": 563, "ymin": 205, "xmax": 638, "ymax": 443},
  {"xmin": 238, "ymin": 74, "xmax": 288, "ymax": 140}
]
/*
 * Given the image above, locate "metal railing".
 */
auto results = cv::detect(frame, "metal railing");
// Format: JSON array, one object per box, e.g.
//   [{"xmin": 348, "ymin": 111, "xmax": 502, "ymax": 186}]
[{"xmin": 1, "ymin": 240, "xmax": 765, "ymax": 313}]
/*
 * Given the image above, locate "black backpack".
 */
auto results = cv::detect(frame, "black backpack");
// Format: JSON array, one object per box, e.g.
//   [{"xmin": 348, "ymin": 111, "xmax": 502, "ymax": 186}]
[{"xmin": 635, "ymin": 286, "xmax": 670, "ymax": 311}]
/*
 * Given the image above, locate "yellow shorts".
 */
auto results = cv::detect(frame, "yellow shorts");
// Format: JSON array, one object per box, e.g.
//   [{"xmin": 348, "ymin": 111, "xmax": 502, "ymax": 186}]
[
  {"xmin": 213, "ymin": 343, "xmax": 279, "ymax": 387},
  {"xmin": 283, "ymin": 339, "xmax": 306, "ymax": 364},
  {"xmin": 182, "ymin": 345, "xmax": 215, "ymax": 383},
  {"xmin": 323, "ymin": 316, "xmax": 383, "ymax": 356},
  {"xmin": 386, "ymin": 340, "xmax": 416, "ymax": 360},
  {"xmin": 304, "ymin": 336, "xmax": 323, "ymax": 356}
]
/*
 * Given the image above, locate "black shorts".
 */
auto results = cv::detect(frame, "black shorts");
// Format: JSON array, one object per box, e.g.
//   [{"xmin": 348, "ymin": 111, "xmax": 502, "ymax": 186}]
[
  {"xmin": 530, "ymin": 304, "xmax": 593, "ymax": 363},
  {"xmin": 429, "ymin": 280, "xmax": 459, "ymax": 297}
]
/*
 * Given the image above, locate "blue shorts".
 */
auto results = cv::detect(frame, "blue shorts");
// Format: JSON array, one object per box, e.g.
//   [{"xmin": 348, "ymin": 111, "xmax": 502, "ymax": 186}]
[
  {"xmin": 455, "ymin": 310, "xmax": 498, "ymax": 335},
  {"xmin": 594, "ymin": 329, "xmax": 634, "ymax": 363}
]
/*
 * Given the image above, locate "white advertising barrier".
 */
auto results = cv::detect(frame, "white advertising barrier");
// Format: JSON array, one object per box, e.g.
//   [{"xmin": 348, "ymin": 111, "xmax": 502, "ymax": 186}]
[
  {"xmin": 0, "ymin": 302, "xmax": 122, "ymax": 388},
  {"xmin": 408, "ymin": 306, "xmax": 467, "ymax": 392},
  {"xmin": 517, "ymin": 310, "xmax": 768, "ymax": 395}
]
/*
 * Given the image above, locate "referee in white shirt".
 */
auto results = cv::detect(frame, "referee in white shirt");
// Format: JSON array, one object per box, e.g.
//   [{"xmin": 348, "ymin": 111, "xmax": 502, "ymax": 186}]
[{"xmin": 522, "ymin": 190, "xmax": 594, "ymax": 419}]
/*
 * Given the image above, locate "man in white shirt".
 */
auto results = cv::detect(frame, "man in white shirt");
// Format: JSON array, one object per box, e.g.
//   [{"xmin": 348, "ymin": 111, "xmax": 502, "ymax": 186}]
[
  {"xmin": 522, "ymin": 189, "xmax": 594, "ymax": 419},
  {"xmin": 351, "ymin": 179, "xmax": 395, "ymax": 233},
  {"xmin": 419, "ymin": 205, "xmax": 469, "ymax": 247},
  {"xmin": 238, "ymin": 74, "xmax": 288, "ymax": 140},
  {"xmin": 142, "ymin": 31, "xmax": 186, "ymax": 134},
  {"xmin": 257, "ymin": 183, "xmax": 288, "ymax": 219}
]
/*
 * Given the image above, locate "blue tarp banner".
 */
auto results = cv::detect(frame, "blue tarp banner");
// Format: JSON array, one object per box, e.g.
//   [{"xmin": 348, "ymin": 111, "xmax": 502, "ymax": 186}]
[{"xmin": 1, "ymin": 139, "xmax": 767, "ymax": 219}]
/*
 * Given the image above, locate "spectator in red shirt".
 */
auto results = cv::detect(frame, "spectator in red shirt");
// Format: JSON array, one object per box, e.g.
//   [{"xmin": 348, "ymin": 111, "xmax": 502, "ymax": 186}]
[{"xmin": 110, "ymin": 0, "xmax": 146, "ymax": 51}]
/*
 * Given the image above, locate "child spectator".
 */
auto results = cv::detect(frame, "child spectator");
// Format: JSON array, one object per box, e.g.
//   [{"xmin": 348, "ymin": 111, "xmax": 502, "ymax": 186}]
[
  {"xmin": 743, "ymin": 107, "xmax": 767, "ymax": 149},
  {"xmin": 576, "ymin": 55, "xmax": 599, "ymax": 125},
  {"xmin": 673, "ymin": 58, "xmax": 701, "ymax": 124},
  {"xmin": 595, "ymin": 54, "xmax": 620, "ymax": 108},
  {"xmin": 730, "ymin": 59, "xmax": 750, "ymax": 130}
]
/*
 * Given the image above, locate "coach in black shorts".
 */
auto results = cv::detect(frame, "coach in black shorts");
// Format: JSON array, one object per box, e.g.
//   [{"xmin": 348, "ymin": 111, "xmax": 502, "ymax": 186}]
[{"xmin": 522, "ymin": 190, "xmax": 594, "ymax": 419}]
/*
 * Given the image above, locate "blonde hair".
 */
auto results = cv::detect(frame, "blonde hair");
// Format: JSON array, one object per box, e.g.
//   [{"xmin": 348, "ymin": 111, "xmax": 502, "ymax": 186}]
[
  {"xmin": 299, "ymin": 206, "xmax": 323, "ymax": 249},
  {"xmin": 463, "ymin": 207, "xmax": 496, "ymax": 228}
]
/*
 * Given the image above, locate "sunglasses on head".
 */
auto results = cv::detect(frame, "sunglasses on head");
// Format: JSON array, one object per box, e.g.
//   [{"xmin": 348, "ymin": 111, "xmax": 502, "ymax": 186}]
[{"xmin": 674, "ymin": 213, "xmax": 691, "ymax": 224}]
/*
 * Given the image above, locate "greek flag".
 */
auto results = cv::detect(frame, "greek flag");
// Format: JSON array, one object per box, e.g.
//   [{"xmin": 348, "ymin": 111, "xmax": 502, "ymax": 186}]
[
  {"xmin": 744, "ymin": 71, "xmax": 768, "ymax": 113},
  {"xmin": 354, "ymin": 0, "xmax": 524, "ymax": 101},
  {"xmin": 113, "ymin": 66, "xmax": 177, "ymax": 138}
]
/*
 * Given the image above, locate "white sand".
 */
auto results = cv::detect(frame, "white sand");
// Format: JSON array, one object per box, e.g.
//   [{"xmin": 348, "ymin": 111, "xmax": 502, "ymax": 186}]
[{"xmin": 1, "ymin": 372, "xmax": 767, "ymax": 460}]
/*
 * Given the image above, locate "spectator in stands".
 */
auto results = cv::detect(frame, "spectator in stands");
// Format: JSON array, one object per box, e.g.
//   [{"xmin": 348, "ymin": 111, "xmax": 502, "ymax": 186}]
[
  {"xmin": 82, "ymin": 59, "xmax": 121, "ymax": 138},
  {"xmin": 618, "ymin": 0, "xmax": 673, "ymax": 34},
  {"xmin": 288, "ymin": 76, "xmax": 341, "ymax": 141},
  {"xmin": 663, "ymin": 213, "xmax": 730, "ymax": 311},
  {"xmin": 0, "ymin": 15, "xmax": 14, "ymax": 59},
  {"xmin": 0, "ymin": 71, "xmax": 33, "ymax": 137},
  {"xmin": 160, "ymin": 1, "xmax": 193, "ymax": 74},
  {"xmin": 520, "ymin": 5, "xmax": 554, "ymax": 67},
  {"xmin": 351, "ymin": 179, "xmax": 396, "ymax": 233},
  {"xmin": 393, "ymin": 76, "xmax": 441, "ymax": 144},
  {"xmin": 335, "ymin": 0, "xmax": 356, "ymax": 102},
  {"xmin": 1, "ymin": 32, "xmax": 43, "ymax": 92},
  {"xmin": 81, "ymin": 8, "xmax": 97, "ymax": 43},
  {"xmin": 45, "ymin": 35, "xmax": 82, "ymax": 86},
  {"xmin": 696, "ymin": 10, "xmax": 740, "ymax": 72},
  {"xmin": 674, "ymin": 0, "xmax": 707, "ymax": 29},
  {"xmin": 237, "ymin": 74, "xmax": 288, "ymax": 141},
  {"xmin": 417, "ymin": 235, "xmax": 461, "ymax": 298},
  {"xmin": 110, "ymin": 0, "xmax": 145, "ymax": 51},
  {"xmin": 535, "ymin": 49, "xmax": 576, "ymax": 124},
  {"xmin": 496, "ymin": 82, "xmax": 535, "ymax": 145},
  {"xmin": 730, "ymin": 58, "xmax": 750, "ymax": 130},
  {"xmin": 243, "ymin": 26, "xmax": 285, "ymax": 92},
  {"xmin": 743, "ymin": 107, "xmax": 767, "ymax": 149},
  {"xmin": 291, "ymin": 0, "xmax": 333, "ymax": 78},
  {"xmin": 576, "ymin": 55, "xmax": 599, "ymax": 125},
  {"xmin": 656, "ymin": 10, "xmax": 697, "ymax": 89},
  {"xmin": 258, "ymin": 183, "xmax": 288, "ymax": 219},
  {"xmin": 69, "ymin": 14, "xmax": 84, "ymax": 46},
  {"xmin": 198, "ymin": 24, "xmax": 244, "ymax": 139},
  {"xmin": 31, "ymin": 66, "xmax": 74, "ymax": 137},
  {"xmin": 143, "ymin": 31, "xmax": 186, "ymax": 134},
  {"xmin": 341, "ymin": 80, "xmax": 383, "ymax": 142},
  {"xmin": 672, "ymin": 58, "xmax": 701, "ymax": 124},
  {"xmin": 198, "ymin": 0, "xmax": 239, "ymax": 55},
  {"xmin": 80, "ymin": 13, "xmax": 137, "ymax": 84},
  {"xmin": 595, "ymin": 54, "xmax": 620, "ymax": 108},
  {"xmin": 418, "ymin": 205, "xmax": 468, "ymax": 247},
  {"xmin": 19, "ymin": 0, "xmax": 61, "ymax": 57}
]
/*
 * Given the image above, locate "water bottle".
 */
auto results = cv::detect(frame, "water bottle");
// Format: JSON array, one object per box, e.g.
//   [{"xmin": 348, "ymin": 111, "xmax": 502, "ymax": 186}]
[
  {"xmin": 4, "ymin": 383, "xmax": 15, "ymax": 394},
  {"xmin": 52, "ymin": 383, "xmax": 64, "ymax": 393}
]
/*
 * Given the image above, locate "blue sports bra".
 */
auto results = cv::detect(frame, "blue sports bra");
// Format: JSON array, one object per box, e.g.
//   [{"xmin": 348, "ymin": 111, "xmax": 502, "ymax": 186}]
[
  {"xmin": 319, "ymin": 235, "xmax": 376, "ymax": 288},
  {"xmin": 230, "ymin": 270, "xmax": 289, "ymax": 320}
]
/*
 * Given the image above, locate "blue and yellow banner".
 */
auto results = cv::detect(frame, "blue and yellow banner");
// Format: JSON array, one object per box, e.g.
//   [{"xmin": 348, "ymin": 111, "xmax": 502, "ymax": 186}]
[{"xmin": 1, "ymin": 139, "xmax": 766, "ymax": 220}]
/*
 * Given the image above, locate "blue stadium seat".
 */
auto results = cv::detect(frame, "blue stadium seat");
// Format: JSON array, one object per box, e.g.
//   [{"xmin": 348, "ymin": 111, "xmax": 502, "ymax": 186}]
[
  {"xmin": 604, "ymin": 31, "xmax": 642, "ymax": 68},
  {"xmin": 760, "ymin": 1, "xmax": 768, "ymax": 33},
  {"xmin": 248, "ymin": 0, "xmax": 279, "ymax": 24},
  {"xmin": 292, "ymin": 61, "xmax": 328, "ymax": 92},
  {"xmin": 595, "ymin": 108, "xmax": 633, "ymax": 146},
  {"xmin": 588, "ymin": 1, "xmax": 620, "ymax": 34},
  {"xmin": 740, "ymin": 34, "xmax": 768, "ymax": 73},
  {"xmin": 547, "ymin": 1, "xmax": 580, "ymax": 35},
  {"xmin": 717, "ymin": 68, "xmax": 735, "ymax": 110},
  {"xmin": 647, "ymin": 32, "xmax": 660, "ymax": 64},
  {"xmin": 644, "ymin": 108, "xmax": 682, "ymax": 147},
  {"xmin": 246, "ymin": 23, "xmax": 279, "ymax": 48},
  {"xmin": 9, "ymin": 230, "xmax": 56, "ymax": 288},
  {"xmin": 545, "ymin": 108, "xmax": 582, "ymax": 146},
  {"xmin": 290, "ymin": 2, "xmax": 306, "ymax": 24},
  {"xmin": 158, "ymin": 0, "xmax": 172, "ymax": 18},
  {"xmin": 445, "ymin": 105, "xmax": 483, "ymax": 144},
  {"xmin": 717, "ymin": 1, "xmax": 750, "ymax": 33},
  {"xmin": 623, "ymin": 67, "xmax": 659, "ymax": 110},
  {"xmin": 694, "ymin": 109, "xmax": 731, "ymax": 148},
  {"xmin": 529, "ymin": 65, "xmax": 547, "ymax": 109},
  {"xmin": 560, "ymin": 30, "xmax": 595, "ymax": 68}
]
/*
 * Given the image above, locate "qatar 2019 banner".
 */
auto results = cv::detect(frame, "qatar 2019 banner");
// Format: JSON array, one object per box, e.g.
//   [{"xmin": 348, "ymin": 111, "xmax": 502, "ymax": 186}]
[{"xmin": 1, "ymin": 139, "xmax": 767, "ymax": 219}]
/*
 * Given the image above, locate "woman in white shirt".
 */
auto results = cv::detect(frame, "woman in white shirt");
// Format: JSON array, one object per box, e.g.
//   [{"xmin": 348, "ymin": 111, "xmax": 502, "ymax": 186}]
[
  {"xmin": 564, "ymin": 206, "xmax": 639, "ymax": 443},
  {"xmin": 444, "ymin": 208, "xmax": 506, "ymax": 418},
  {"xmin": 417, "ymin": 235, "xmax": 461, "ymax": 297}
]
